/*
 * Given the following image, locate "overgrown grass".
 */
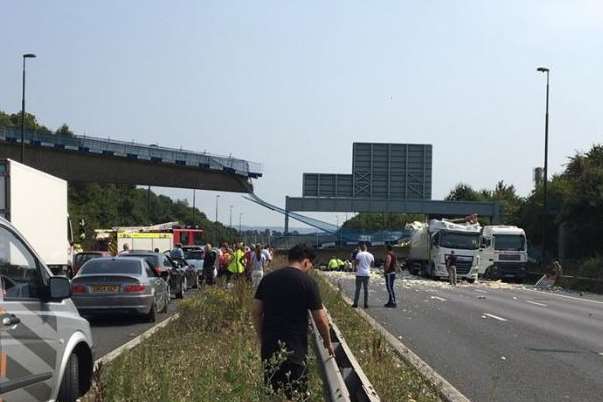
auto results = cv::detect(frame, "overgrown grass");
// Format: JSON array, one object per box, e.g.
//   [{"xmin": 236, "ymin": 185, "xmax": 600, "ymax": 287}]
[
  {"xmin": 95, "ymin": 279, "xmax": 323, "ymax": 402},
  {"xmin": 316, "ymin": 273, "xmax": 441, "ymax": 402}
]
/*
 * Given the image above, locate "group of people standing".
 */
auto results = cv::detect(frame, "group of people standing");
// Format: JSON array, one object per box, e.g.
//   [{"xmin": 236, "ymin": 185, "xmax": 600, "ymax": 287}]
[
  {"xmin": 200, "ymin": 241, "xmax": 273, "ymax": 288},
  {"xmin": 350, "ymin": 243, "xmax": 399, "ymax": 308}
]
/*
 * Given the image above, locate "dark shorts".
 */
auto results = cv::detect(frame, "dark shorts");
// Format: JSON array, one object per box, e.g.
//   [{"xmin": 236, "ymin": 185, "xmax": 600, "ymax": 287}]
[{"xmin": 264, "ymin": 359, "xmax": 308, "ymax": 399}]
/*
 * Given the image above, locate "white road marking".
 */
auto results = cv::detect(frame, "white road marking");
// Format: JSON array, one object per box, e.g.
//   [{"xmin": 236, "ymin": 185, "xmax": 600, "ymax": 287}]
[
  {"xmin": 483, "ymin": 313, "xmax": 508, "ymax": 322},
  {"xmin": 526, "ymin": 300, "xmax": 547, "ymax": 307},
  {"xmin": 523, "ymin": 288, "xmax": 603, "ymax": 305},
  {"xmin": 430, "ymin": 296, "xmax": 447, "ymax": 302},
  {"xmin": 474, "ymin": 289, "xmax": 488, "ymax": 294}
]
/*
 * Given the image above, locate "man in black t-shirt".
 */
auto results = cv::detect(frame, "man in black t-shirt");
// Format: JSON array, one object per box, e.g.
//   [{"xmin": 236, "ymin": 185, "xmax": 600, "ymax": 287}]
[{"xmin": 253, "ymin": 244, "xmax": 333, "ymax": 399}]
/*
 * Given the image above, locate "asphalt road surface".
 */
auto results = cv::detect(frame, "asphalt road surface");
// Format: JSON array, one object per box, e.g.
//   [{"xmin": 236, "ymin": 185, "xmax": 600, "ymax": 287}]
[
  {"xmin": 88, "ymin": 290, "xmax": 195, "ymax": 359},
  {"xmin": 323, "ymin": 271, "xmax": 603, "ymax": 402}
]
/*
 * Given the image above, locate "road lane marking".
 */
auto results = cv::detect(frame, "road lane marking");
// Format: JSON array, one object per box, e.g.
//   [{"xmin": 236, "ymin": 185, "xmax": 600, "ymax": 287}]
[
  {"xmin": 526, "ymin": 300, "xmax": 547, "ymax": 307},
  {"xmin": 523, "ymin": 288, "xmax": 603, "ymax": 305},
  {"xmin": 474, "ymin": 289, "xmax": 488, "ymax": 294},
  {"xmin": 430, "ymin": 296, "xmax": 447, "ymax": 302},
  {"xmin": 483, "ymin": 313, "xmax": 508, "ymax": 322}
]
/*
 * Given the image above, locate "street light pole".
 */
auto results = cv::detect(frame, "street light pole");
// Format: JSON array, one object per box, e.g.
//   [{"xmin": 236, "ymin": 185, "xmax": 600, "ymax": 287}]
[
  {"xmin": 537, "ymin": 66, "xmax": 550, "ymax": 263},
  {"xmin": 20, "ymin": 53, "xmax": 36, "ymax": 163},
  {"xmin": 229, "ymin": 205, "xmax": 233, "ymax": 228},
  {"xmin": 239, "ymin": 212, "xmax": 243, "ymax": 234},
  {"xmin": 215, "ymin": 195, "xmax": 220, "ymax": 223},
  {"xmin": 192, "ymin": 189, "xmax": 196, "ymax": 227}
]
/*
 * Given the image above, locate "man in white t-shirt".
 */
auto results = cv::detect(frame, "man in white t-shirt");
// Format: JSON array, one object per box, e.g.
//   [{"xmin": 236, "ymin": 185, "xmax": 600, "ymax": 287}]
[{"xmin": 352, "ymin": 243, "xmax": 374, "ymax": 308}]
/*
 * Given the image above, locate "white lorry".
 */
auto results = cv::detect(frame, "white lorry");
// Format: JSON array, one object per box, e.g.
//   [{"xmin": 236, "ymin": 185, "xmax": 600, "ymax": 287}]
[
  {"xmin": 406, "ymin": 219, "xmax": 481, "ymax": 283},
  {"xmin": 478, "ymin": 225, "xmax": 528, "ymax": 282},
  {"xmin": 0, "ymin": 159, "xmax": 73, "ymax": 274}
]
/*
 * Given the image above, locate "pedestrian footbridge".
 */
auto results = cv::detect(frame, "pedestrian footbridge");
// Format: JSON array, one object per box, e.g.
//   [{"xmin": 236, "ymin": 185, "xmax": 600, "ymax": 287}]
[{"xmin": 0, "ymin": 128, "xmax": 262, "ymax": 192}]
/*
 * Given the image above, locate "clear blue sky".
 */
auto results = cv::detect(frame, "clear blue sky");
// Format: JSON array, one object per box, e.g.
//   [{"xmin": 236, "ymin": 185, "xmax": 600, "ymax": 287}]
[{"xmin": 2, "ymin": 1, "xmax": 602, "ymax": 228}]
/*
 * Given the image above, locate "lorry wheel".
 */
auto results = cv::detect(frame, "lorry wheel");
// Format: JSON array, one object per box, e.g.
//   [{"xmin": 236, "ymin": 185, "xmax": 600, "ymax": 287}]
[
  {"xmin": 145, "ymin": 303, "xmax": 157, "ymax": 323},
  {"xmin": 466, "ymin": 278, "xmax": 476, "ymax": 284},
  {"xmin": 57, "ymin": 353, "xmax": 79, "ymax": 402}
]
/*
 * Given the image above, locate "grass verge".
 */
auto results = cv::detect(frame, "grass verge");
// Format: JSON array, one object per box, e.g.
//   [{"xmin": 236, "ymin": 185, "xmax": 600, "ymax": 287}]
[
  {"xmin": 315, "ymin": 272, "xmax": 441, "ymax": 402},
  {"xmin": 93, "ymin": 279, "xmax": 323, "ymax": 402}
]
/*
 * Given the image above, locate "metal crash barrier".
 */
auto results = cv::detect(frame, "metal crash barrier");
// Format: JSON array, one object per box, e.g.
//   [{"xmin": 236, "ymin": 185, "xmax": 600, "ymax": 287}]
[{"xmin": 310, "ymin": 310, "xmax": 380, "ymax": 402}]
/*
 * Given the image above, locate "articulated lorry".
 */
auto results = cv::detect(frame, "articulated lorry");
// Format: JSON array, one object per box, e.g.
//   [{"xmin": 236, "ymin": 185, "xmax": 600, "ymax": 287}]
[
  {"xmin": 0, "ymin": 159, "xmax": 73, "ymax": 274},
  {"xmin": 478, "ymin": 225, "xmax": 528, "ymax": 282},
  {"xmin": 406, "ymin": 219, "xmax": 481, "ymax": 282}
]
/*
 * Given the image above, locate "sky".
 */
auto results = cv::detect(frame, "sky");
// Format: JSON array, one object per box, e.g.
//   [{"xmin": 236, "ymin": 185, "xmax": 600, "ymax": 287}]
[{"xmin": 2, "ymin": 1, "xmax": 602, "ymax": 229}]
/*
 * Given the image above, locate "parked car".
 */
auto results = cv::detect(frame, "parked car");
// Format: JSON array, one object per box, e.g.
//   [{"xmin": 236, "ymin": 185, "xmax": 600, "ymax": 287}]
[
  {"xmin": 185, "ymin": 249, "xmax": 204, "ymax": 281},
  {"xmin": 0, "ymin": 216, "xmax": 94, "ymax": 402},
  {"xmin": 170, "ymin": 256, "xmax": 199, "ymax": 290},
  {"xmin": 71, "ymin": 257, "xmax": 170, "ymax": 322},
  {"xmin": 71, "ymin": 251, "xmax": 110, "ymax": 277},
  {"xmin": 121, "ymin": 251, "xmax": 185, "ymax": 299}
]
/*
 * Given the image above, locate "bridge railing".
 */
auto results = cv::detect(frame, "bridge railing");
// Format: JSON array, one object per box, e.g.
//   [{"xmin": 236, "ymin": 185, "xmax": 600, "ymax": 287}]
[{"xmin": 0, "ymin": 127, "xmax": 262, "ymax": 178}]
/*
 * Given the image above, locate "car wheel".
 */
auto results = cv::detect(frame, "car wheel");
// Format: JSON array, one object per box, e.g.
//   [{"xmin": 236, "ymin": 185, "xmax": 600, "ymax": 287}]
[
  {"xmin": 145, "ymin": 303, "xmax": 157, "ymax": 323},
  {"xmin": 57, "ymin": 353, "xmax": 79, "ymax": 402}
]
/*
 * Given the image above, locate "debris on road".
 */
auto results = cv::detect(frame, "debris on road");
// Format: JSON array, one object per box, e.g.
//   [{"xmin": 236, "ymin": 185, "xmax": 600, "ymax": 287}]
[{"xmin": 500, "ymin": 356, "xmax": 507, "ymax": 361}]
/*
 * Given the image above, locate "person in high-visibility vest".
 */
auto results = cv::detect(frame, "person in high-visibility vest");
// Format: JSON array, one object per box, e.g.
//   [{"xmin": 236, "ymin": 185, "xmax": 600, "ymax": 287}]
[
  {"xmin": 327, "ymin": 257, "xmax": 339, "ymax": 271},
  {"xmin": 227, "ymin": 242, "xmax": 246, "ymax": 281}
]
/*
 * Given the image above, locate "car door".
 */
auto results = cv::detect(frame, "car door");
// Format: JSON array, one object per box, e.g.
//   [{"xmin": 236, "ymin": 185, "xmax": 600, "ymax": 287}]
[
  {"xmin": 144, "ymin": 262, "xmax": 165, "ymax": 310},
  {"xmin": 0, "ymin": 224, "xmax": 58, "ymax": 401}
]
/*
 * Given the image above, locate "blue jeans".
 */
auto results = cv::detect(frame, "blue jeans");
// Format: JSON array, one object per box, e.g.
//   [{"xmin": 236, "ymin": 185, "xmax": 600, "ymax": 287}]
[
  {"xmin": 385, "ymin": 272, "xmax": 396, "ymax": 304},
  {"xmin": 353, "ymin": 276, "xmax": 369, "ymax": 306}
]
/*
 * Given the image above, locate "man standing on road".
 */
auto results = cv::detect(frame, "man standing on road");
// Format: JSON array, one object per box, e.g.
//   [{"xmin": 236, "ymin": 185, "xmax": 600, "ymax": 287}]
[
  {"xmin": 352, "ymin": 243, "xmax": 374, "ymax": 308},
  {"xmin": 202, "ymin": 242, "xmax": 217, "ymax": 286},
  {"xmin": 170, "ymin": 243, "xmax": 185, "ymax": 259},
  {"xmin": 446, "ymin": 250, "xmax": 458, "ymax": 286},
  {"xmin": 253, "ymin": 244, "xmax": 333, "ymax": 400},
  {"xmin": 383, "ymin": 245, "xmax": 397, "ymax": 308}
]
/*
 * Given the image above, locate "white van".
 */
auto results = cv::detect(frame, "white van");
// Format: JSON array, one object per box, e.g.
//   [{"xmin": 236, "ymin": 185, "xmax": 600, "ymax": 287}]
[{"xmin": 0, "ymin": 217, "xmax": 93, "ymax": 401}]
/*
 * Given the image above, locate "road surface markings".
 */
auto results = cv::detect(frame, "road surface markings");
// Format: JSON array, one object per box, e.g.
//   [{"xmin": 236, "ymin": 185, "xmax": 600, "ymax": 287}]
[
  {"xmin": 430, "ymin": 296, "xmax": 447, "ymax": 302},
  {"xmin": 474, "ymin": 289, "xmax": 488, "ymax": 294},
  {"xmin": 526, "ymin": 300, "xmax": 547, "ymax": 307},
  {"xmin": 483, "ymin": 313, "xmax": 508, "ymax": 322},
  {"xmin": 523, "ymin": 288, "xmax": 603, "ymax": 305}
]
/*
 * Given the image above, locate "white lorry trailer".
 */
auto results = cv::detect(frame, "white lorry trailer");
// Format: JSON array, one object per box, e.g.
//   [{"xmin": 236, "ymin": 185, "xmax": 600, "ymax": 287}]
[
  {"xmin": 406, "ymin": 219, "xmax": 481, "ymax": 283},
  {"xmin": 0, "ymin": 159, "xmax": 73, "ymax": 274},
  {"xmin": 478, "ymin": 225, "xmax": 528, "ymax": 282}
]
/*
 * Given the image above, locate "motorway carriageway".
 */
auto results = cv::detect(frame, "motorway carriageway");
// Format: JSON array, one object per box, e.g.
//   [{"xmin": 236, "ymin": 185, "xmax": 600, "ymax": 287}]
[
  {"xmin": 323, "ymin": 271, "xmax": 603, "ymax": 402},
  {"xmin": 88, "ymin": 289, "xmax": 196, "ymax": 359}
]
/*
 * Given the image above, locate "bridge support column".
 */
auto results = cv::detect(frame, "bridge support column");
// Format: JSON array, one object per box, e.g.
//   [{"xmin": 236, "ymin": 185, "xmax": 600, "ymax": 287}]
[{"xmin": 284, "ymin": 211, "xmax": 290, "ymax": 236}]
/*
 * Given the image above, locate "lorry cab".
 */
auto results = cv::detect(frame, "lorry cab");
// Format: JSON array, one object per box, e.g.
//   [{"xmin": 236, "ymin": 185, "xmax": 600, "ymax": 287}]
[
  {"xmin": 478, "ymin": 225, "xmax": 528, "ymax": 282},
  {"xmin": 428, "ymin": 226, "xmax": 481, "ymax": 282},
  {"xmin": 0, "ymin": 217, "xmax": 93, "ymax": 401}
]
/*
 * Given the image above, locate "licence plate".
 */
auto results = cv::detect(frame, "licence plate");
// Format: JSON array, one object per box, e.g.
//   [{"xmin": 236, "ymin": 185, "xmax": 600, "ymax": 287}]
[{"xmin": 92, "ymin": 285, "xmax": 119, "ymax": 293}]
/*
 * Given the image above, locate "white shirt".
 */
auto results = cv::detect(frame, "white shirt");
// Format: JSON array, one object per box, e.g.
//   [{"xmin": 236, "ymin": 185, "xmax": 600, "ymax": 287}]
[
  {"xmin": 355, "ymin": 251, "xmax": 374, "ymax": 276},
  {"xmin": 262, "ymin": 249, "xmax": 272, "ymax": 262},
  {"xmin": 250, "ymin": 253, "xmax": 267, "ymax": 271}
]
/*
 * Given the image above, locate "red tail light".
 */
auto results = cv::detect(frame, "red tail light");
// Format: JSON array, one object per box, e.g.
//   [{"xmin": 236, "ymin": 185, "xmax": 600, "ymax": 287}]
[
  {"xmin": 155, "ymin": 267, "xmax": 162, "ymax": 275},
  {"xmin": 71, "ymin": 284, "xmax": 86, "ymax": 294},
  {"xmin": 124, "ymin": 284, "xmax": 146, "ymax": 293}
]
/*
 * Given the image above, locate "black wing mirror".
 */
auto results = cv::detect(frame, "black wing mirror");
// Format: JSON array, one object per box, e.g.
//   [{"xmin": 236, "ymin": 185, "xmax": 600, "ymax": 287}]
[{"xmin": 49, "ymin": 276, "xmax": 71, "ymax": 300}]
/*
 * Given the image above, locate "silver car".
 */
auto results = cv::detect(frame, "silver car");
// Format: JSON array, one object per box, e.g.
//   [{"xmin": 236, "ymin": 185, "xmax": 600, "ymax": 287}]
[
  {"xmin": 71, "ymin": 257, "xmax": 170, "ymax": 322},
  {"xmin": 0, "ymin": 217, "xmax": 94, "ymax": 402}
]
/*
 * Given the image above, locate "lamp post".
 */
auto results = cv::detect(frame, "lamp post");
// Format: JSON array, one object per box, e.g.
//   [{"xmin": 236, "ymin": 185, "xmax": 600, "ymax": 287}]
[
  {"xmin": 239, "ymin": 212, "xmax": 243, "ymax": 233},
  {"xmin": 229, "ymin": 205, "xmax": 233, "ymax": 228},
  {"xmin": 20, "ymin": 53, "xmax": 36, "ymax": 163},
  {"xmin": 537, "ymin": 66, "xmax": 550, "ymax": 263},
  {"xmin": 215, "ymin": 195, "xmax": 220, "ymax": 223},
  {"xmin": 192, "ymin": 189, "xmax": 196, "ymax": 227}
]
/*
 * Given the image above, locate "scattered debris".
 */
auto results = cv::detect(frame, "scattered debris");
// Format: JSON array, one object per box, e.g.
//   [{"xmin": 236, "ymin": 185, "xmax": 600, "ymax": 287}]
[
  {"xmin": 481, "ymin": 315, "xmax": 487, "ymax": 319},
  {"xmin": 500, "ymin": 356, "xmax": 506, "ymax": 361}
]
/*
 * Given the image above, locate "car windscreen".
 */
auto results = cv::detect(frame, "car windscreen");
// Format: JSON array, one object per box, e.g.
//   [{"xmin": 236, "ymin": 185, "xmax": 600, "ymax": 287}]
[
  {"xmin": 185, "ymin": 251, "xmax": 204, "ymax": 260},
  {"xmin": 494, "ymin": 235, "xmax": 525, "ymax": 251},
  {"xmin": 440, "ymin": 232, "xmax": 480, "ymax": 250},
  {"xmin": 79, "ymin": 259, "xmax": 142, "ymax": 275},
  {"xmin": 125, "ymin": 254, "xmax": 160, "ymax": 267}
]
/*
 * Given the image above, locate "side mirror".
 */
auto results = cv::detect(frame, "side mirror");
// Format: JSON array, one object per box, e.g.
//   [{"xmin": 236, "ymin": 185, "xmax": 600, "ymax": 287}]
[{"xmin": 49, "ymin": 276, "xmax": 71, "ymax": 300}]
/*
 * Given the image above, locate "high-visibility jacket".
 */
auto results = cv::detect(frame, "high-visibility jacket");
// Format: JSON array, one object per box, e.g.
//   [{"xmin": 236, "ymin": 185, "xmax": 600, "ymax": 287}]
[
  {"xmin": 327, "ymin": 258, "xmax": 339, "ymax": 270},
  {"xmin": 227, "ymin": 249, "xmax": 246, "ymax": 274}
]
